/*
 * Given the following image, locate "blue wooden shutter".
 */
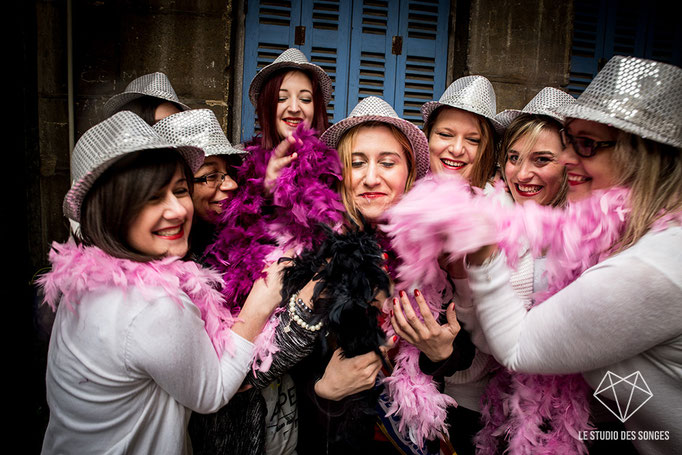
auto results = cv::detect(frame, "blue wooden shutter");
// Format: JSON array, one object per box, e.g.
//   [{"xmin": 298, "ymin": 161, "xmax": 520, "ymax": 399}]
[
  {"xmin": 241, "ymin": 0, "xmax": 301, "ymax": 141},
  {"xmin": 393, "ymin": 0, "xmax": 449, "ymax": 128},
  {"xmin": 567, "ymin": 0, "xmax": 607, "ymax": 96},
  {"xmin": 241, "ymin": 0, "xmax": 350, "ymax": 141},
  {"xmin": 347, "ymin": 0, "xmax": 401, "ymax": 107},
  {"xmin": 301, "ymin": 0, "xmax": 353, "ymax": 124}
]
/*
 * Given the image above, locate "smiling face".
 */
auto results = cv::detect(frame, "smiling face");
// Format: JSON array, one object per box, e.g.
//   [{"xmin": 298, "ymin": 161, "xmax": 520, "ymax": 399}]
[
  {"xmin": 347, "ymin": 125, "xmax": 410, "ymax": 223},
  {"xmin": 505, "ymin": 127, "xmax": 564, "ymax": 206},
  {"xmin": 275, "ymin": 70, "xmax": 315, "ymax": 139},
  {"xmin": 192, "ymin": 155, "xmax": 238, "ymax": 222},
  {"xmin": 428, "ymin": 107, "xmax": 483, "ymax": 181},
  {"xmin": 127, "ymin": 165, "xmax": 193, "ymax": 257},
  {"xmin": 560, "ymin": 119, "xmax": 620, "ymax": 201}
]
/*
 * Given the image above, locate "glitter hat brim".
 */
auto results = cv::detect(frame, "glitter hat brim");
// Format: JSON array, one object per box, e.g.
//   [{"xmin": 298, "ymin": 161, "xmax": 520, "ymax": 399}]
[
  {"xmin": 248, "ymin": 62, "xmax": 333, "ymax": 107},
  {"xmin": 320, "ymin": 114, "xmax": 429, "ymax": 180},
  {"xmin": 153, "ymin": 109, "xmax": 247, "ymax": 158},
  {"xmin": 421, "ymin": 100, "xmax": 505, "ymax": 134},
  {"xmin": 551, "ymin": 56, "xmax": 682, "ymax": 149},
  {"xmin": 63, "ymin": 144, "xmax": 202, "ymax": 222},
  {"xmin": 64, "ymin": 111, "xmax": 204, "ymax": 222},
  {"xmin": 555, "ymin": 101, "xmax": 682, "ymax": 148},
  {"xmin": 494, "ymin": 108, "xmax": 565, "ymax": 129},
  {"xmin": 103, "ymin": 72, "xmax": 191, "ymax": 117}
]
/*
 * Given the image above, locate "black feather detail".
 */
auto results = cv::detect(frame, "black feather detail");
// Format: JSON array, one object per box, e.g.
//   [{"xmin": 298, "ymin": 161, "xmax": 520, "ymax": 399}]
[{"xmin": 280, "ymin": 221, "xmax": 390, "ymax": 358}]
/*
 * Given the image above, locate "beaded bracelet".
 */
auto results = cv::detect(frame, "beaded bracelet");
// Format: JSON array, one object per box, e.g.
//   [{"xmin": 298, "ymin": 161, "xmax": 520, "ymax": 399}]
[{"xmin": 286, "ymin": 292, "xmax": 323, "ymax": 332}]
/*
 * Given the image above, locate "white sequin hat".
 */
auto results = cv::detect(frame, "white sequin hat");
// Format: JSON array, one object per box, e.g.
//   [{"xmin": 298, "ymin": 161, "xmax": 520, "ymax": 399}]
[
  {"xmin": 103, "ymin": 72, "xmax": 190, "ymax": 117},
  {"xmin": 495, "ymin": 87, "xmax": 576, "ymax": 129},
  {"xmin": 421, "ymin": 75, "xmax": 504, "ymax": 133},
  {"xmin": 153, "ymin": 109, "xmax": 245, "ymax": 158},
  {"xmin": 64, "ymin": 111, "xmax": 204, "ymax": 222},
  {"xmin": 248, "ymin": 48, "xmax": 333, "ymax": 107},
  {"xmin": 320, "ymin": 96, "xmax": 429, "ymax": 179},
  {"xmin": 552, "ymin": 55, "xmax": 682, "ymax": 148}
]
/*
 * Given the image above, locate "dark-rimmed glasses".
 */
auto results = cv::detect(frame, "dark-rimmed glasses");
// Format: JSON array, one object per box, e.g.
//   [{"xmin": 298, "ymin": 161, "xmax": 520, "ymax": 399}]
[
  {"xmin": 559, "ymin": 128, "xmax": 616, "ymax": 158},
  {"xmin": 194, "ymin": 172, "xmax": 230, "ymax": 188}
]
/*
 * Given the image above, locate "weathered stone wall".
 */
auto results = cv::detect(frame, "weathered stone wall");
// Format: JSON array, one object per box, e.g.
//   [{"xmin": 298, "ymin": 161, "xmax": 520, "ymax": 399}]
[
  {"xmin": 31, "ymin": 0, "xmax": 237, "ymax": 269},
  {"xmin": 73, "ymin": 0, "xmax": 235, "ymax": 136},
  {"xmin": 459, "ymin": 0, "xmax": 573, "ymax": 110}
]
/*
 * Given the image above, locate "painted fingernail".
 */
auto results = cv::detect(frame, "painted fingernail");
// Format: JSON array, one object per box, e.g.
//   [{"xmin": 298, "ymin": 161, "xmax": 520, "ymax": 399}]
[
  {"xmin": 382, "ymin": 265, "xmax": 388, "ymax": 272},
  {"xmin": 382, "ymin": 252, "xmax": 389, "ymax": 260},
  {"xmin": 399, "ymin": 290, "xmax": 405, "ymax": 297},
  {"xmin": 392, "ymin": 335, "xmax": 398, "ymax": 343},
  {"xmin": 393, "ymin": 298, "xmax": 398, "ymax": 305},
  {"xmin": 414, "ymin": 289, "xmax": 421, "ymax": 297}
]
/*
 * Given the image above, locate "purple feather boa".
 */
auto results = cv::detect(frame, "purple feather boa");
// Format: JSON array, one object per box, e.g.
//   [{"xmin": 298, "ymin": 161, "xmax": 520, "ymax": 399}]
[
  {"xmin": 203, "ymin": 125, "xmax": 345, "ymax": 372},
  {"xmin": 203, "ymin": 125, "xmax": 345, "ymax": 312},
  {"xmin": 382, "ymin": 174, "xmax": 681, "ymax": 454}
]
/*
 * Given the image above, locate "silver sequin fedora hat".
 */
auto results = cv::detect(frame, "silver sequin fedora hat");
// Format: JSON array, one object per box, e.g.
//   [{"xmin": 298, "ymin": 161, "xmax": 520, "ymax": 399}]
[
  {"xmin": 495, "ymin": 87, "xmax": 576, "ymax": 129},
  {"xmin": 421, "ymin": 75, "xmax": 504, "ymax": 133},
  {"xmin": 552, "ymin": 55, "xmax": 682, "ymax": 148},
  {"xmin": 320, "ymin": 96, "xmax": 429, "ymax": 179},
  {"xmin": 248, "ymin": 48, "xmax": 333, "ymax": 107},
  {"xmin": 64, "ymin": 111, "xmax": 204, "ymax": 222},
  {"xmin": 103, "ymin": 72, "xmax": 191, "ymax": 117},
  {"xmin": 153, "ymin": 109, "xmax": 246, "ymax": 158}
]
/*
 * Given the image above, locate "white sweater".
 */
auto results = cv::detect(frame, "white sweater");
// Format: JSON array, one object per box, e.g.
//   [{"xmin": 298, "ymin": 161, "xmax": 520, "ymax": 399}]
[
  {"xmin": 468, "ymin": 227, "xmax": 682, "ymax": 455},
  {"xmin": 42, "ymin": 286, "xmax": 254, "ymax": 455}
]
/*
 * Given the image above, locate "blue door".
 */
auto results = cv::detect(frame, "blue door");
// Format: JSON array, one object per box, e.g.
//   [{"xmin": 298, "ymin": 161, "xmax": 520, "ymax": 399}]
[{"xmin": 241, "ymin": 0, "xmax": 450, "ymax": 142}]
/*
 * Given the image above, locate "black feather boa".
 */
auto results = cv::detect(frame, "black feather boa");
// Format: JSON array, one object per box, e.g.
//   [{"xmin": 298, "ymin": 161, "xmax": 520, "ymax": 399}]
[{"xmin": 280, "ymin": 223, "xmax": 390, "ymax": 358}]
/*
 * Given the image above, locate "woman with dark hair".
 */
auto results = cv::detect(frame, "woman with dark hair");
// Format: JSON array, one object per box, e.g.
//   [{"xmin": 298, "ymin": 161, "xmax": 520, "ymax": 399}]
[
  {"xmin": 38, "ymin": 112, "xmax": 283, "ymax": 454},
  {"xmin": 152, "ymin": 109, "xmax": 246, "ymax": 257},
  {"xmin": 247, "ymin": 48, "xmax": 333, "ymax": 195},
  {"xmin": 186, "ymin": 48, "xmax": 342, "ymax": 455},
  {"xmin": 103, "ymin": 72, "xmax": 189, "ymax": 125}
]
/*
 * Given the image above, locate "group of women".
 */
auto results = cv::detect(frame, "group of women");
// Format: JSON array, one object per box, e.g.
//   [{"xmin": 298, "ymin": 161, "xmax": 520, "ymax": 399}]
[{"xmin": 38, "ymin": 47, "xmax": 681, "ymax": 455}]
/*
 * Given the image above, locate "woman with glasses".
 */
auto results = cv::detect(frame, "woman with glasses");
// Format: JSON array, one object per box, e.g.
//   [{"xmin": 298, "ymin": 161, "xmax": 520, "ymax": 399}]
[
  {"xmin": 395, "ymin": 56, "xmax": 682, "ymax": 454},
  {"xmin": 153, "ymin": 109, "xmax": 246, "ymax": 257}
]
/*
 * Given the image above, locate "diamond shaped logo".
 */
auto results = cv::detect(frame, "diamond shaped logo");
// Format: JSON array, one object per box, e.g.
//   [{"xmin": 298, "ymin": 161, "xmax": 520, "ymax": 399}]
[{"xmin": 593, "ymin": 370, "xmax": 653, "ymax": 423}]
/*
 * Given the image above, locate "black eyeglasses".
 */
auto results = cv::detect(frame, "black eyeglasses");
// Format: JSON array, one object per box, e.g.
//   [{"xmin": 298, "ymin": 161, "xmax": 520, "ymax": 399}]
[
  {"xmin": 559, "ymin": 128, "xmax": 616, "ymax": 158},
  {"xmin": 194, "ymin": 172, "xmax": 230, "ymax": 188}
]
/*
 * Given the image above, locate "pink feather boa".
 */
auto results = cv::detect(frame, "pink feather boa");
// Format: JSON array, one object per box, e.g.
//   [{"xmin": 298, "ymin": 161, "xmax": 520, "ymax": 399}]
[
  {"xmin": 203, "ymin": 125, "xmax": 345, "ymax": 372},
  {"xmin": 382, "ymin": 174, "xmax": 680, "ymax": 453},
  {"xmin": 37, "ymin": 240, "xmax": 237, "ymax": 357}
]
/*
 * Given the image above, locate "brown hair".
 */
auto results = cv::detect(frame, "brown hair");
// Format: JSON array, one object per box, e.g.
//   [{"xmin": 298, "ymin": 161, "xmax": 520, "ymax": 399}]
[
  {"xmin": 612, "ymin": 133, "xmax": 682, "ymax": 252},
  {"xmin": 499, "ymin": 114, "xmax": 568, "ymax": 207},
  {"xmin": 424, "ymin": 106, "xmax": 497, "ymax": 188},
  {"xmin": 255, "ymin": 69, "xmax": 330, "ymax": 149},
  {"xmin": 79, "ymin": 149, "xmax": 193, "ymax": 261},
  {"xmin": 336, "ymin": 121, "xmax": 416, "ymax": 226}
]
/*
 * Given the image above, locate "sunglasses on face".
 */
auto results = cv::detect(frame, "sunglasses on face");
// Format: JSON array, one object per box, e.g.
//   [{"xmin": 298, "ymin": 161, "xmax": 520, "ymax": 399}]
[
  {"xmin": 194, "ymin": 172, "xmax": 230, "ymax": 188},
  {"xmin": 559, "ymin": 128, "xmax": 616, "ymax": 158}
]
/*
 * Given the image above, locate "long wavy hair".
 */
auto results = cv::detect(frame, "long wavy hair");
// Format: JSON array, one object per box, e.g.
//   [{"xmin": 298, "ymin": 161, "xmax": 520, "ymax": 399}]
[
  {"xmin": 613, "ymin": 132, "xmax": 682, "ymax": 252},
  {"xmin": 255, "ymin": 69, "xmax": 330, "ymax": 149}
]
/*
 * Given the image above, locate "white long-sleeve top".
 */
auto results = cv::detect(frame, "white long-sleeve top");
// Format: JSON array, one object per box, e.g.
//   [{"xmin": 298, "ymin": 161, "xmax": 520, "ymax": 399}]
[
  {"xmin": 42, "ymin": 286, "xmax": 254, "ymax": 455},
  {"xmin": 468, "ymin": 226, "xmax": 682, "ymax": 454}
]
